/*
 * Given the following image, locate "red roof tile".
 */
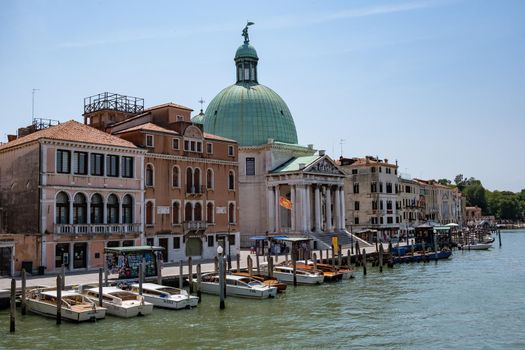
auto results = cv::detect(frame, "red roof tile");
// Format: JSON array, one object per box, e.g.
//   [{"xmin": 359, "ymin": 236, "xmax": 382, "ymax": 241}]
[
  {"xmin": 0, "ymin": 120, "xmax": 137, "ymax": 152},
  {"xmin": 203, "ymin": 132, "xmax": 236, "ymax": 143},
  {"xmin": 145, "ymin": 102, "xmax": 193, "ymax": 112},
  {"xmin": 114, "ymin": 122, "xmax": 179, "ymax": 135}
]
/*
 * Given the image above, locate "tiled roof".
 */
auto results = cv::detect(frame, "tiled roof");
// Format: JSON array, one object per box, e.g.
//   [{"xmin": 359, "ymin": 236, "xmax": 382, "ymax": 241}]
[
  {"xmin": 344, "ymin": 157, "xmax": 397, "ymax": 167},
  {"xmin": 271, "ymin": 155, "xmax": 321, "ymax": 173},
  {"xmin": 203, "ymin": 132, "xmax": 236, "ymax": 142},
  {"xmin": 0, "ymin": 120, "xmax": 137, "ymax": 152},
  {"xmin": 114, "ymin": 123, "xmax": 179, "ymax": 135},
  {"xmin": 145, "ymin": 102, "xmax": 193, "ymax": 112}
]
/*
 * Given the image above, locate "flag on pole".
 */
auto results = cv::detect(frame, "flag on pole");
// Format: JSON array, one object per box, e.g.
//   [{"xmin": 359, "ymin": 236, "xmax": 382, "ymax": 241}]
[{"xmin": 279, "ymin": 196, "xmax": 292, "ymax": 210}]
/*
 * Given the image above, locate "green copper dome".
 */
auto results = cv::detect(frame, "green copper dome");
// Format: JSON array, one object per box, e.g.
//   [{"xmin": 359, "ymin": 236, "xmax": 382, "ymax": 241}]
[
  {"xmin": 202, "ymin": 24, "xmax": 298, "ymax": 147},
  {"xmin": 192, "ymin": 110, "xmax": 205, "ymax": 124},
  {"xmin": 204, "ymin": 83, "xmax": 298, "ymax": 146},
  {"xmin": 235, "ymin": 43, "xmax": 258, "ymax": 60}
]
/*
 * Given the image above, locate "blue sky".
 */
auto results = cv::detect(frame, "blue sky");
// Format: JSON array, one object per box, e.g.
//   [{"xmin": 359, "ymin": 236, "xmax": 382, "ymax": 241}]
[{"xmin": 1, "ymin": 0, "xmax": 524, "ymax": 191}]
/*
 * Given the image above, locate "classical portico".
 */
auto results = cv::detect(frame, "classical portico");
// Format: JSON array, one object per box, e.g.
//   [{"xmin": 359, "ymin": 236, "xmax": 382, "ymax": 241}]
[{"xmin": 267, "ymin": 155, "xmax": 346, "ymax": 235}]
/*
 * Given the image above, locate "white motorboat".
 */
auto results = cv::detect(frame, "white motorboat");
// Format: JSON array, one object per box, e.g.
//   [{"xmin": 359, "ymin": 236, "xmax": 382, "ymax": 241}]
[
  {"xmin": 460, "ymin": 243, "xmax": 492, "ymax": 250},
  {"xmin": 82, "ymin": 287, "xmax": 153, "ymax": 318},
  {"xmin": 26, "ymin": 289, "xmax": 106, "ymax": 322},
  {"xmin": 296, "ymin": 260, "xmax": 355, "ymax": 280},
  {"xmin": 194, "ymin": 274, "xmax": 278, "ymax": 299},
  {"xmin": 261, "ymin": 263, "xmax": 324, "ymax": 285},
  {"xmin": 130, "ymin": 283, "xmax": 198, "ymax": 310}
]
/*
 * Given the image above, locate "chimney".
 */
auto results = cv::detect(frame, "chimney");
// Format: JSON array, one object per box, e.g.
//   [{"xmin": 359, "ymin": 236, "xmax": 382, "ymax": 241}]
[
  {"xmin": 267, "ymin": 138, "xmax": 274, "ymax": 144},
  {"xmin": 384, "ymin": 158, "xmax": 388, "ymax": 164},
  {"xmin": 318, "ymin": 150, "xmax": 325, "ymax": 156},
  {"xmin": 7, "ymin": 135, "xmax": 17, "ymax": 142}
]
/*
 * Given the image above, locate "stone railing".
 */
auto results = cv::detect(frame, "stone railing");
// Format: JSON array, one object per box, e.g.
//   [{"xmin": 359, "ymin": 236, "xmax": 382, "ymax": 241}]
[
  {"xmin": 183, "ymin": 221, "xmax": 207, "ymax": 231},
  {"xmin": 54, "ymin": 224, "xmax": 142, "ymax": 234}
]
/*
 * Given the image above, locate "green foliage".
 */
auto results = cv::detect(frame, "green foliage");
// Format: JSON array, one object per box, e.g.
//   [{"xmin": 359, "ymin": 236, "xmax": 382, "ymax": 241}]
[
  {"xmin": 437, "ymin": 178, "xmax": 451, "ymax": 186},
  {"xmin": 463, "ymin": 181, "xmax": 487, "ymax": 213}
]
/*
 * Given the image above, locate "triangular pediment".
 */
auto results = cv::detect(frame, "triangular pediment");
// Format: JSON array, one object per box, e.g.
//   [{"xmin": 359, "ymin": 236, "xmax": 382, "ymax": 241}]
[{"xmin": 305, "ymin": 156, "xmax": 344, "ymax": 175}]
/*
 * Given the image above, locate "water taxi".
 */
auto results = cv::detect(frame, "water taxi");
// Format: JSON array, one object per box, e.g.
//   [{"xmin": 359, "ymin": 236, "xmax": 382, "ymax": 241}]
[
  {"xmin": 261, "ymin": 264, "xmax": 324, "ymax": 285},
  {"xmin": 82, "ymin": 287, "xmax": 153, "ymax": 318},
  {"xmin": 297, "ymin": 260, "xmax": 354, "ymax": 280},
  {"xmin": 130, "ymin": 283, "xmax": 198, "ymax": 310},
  {"xmin": 26, "ymin": 288, "xmax": 106, "ymax": 322},
  {"xmin": 232, "ymin": 272, "xmax": 287, "ymax": 293},
  {"xmin": 195, "ymin": 274, "xmax": 278, "ymax": 299}
]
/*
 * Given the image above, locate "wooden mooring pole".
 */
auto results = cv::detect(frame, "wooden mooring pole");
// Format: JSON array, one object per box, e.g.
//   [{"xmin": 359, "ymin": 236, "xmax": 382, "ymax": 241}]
[
  {"xmin": 236, "ymin": 253, "xmax": 241, "ymax": 273},
  {"xmin": 61, "ymin": 264, "xmax": 66, "ymax": 290},
  {"xmin": 362, "ymin": 249, "xmax": 367, "ymax": 276},
  {"xmin": 498, "ymin": 230, "xmax": 502, "ymax": 247},
  {"xmin": 157, "ymin": 259, "xmax": 163, "ymax": 285},
  {"xmin": 219, "ymin": 255, "xmax": 225, "ymax": 310},
  {"xmin": 98, "ymin": 268, "xmax": 103, "ymax": 307},
  {"xmin": 379, "ymin": 244, "xmax": 384, "ymax": 273},
  {"xmin": 139, "ymin": 261, "xmax": 144, "ymax": 295},
  {"xmin": 247, "ymin": 256, "xmax": 253, "ymax": 277},
  {"xmin": 179, "ymin": 260, "xmax": 184, "ymax": 289},
  {"xmin": 196, "ymin": 264, "xmax": 202, "ymax": 303},
  {"xmin": 10, "ymin": 278, "xmax": 16, "ymax": 332},
  {"xmin": 188, "ymin": 257, "xmax": 193, "ymax": 293},
  {"xmin": 21, "ymin": 268, "xmax": 27, "ymax": 315},
  {"xmin": 56, "ymin": 275, "xmax": 62, "ymax": 325},
  {"xmin": 312, "ymin": 252, "xmax": 317, "ymax": 270}
]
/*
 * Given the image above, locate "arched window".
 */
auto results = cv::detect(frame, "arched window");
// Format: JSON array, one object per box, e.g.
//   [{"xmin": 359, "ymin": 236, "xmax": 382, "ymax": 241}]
[
  {"xmin": 145, "ymin": 164, "xmax": 154, "ymax": 187},
  {"xmin": 228, "ymin": 170, "xmax": 235, "ymax": 190},
  {"xmin": 194, "ymin": 202, "xmax": 202, "ymax": 221},
  {"xmin": 122, "ymin": 195, "xmax": 133, "ymax": 224},
  {"xmin": 194, "ymin": 168, "xmax": 201, "ymax": 193},
  {"xmin": 207, "ymin": 202, "xmax": 214, "ymax": 223},
  {"xmin": 186, "ymin": 167, "xmax": 193, "ymax": 193},
  {"xmin": 172, "ymin": 166, "xmax": 180, "ymax": 187},
  {"xmin": 185, "ymin": 202, "xmax": 193, "ymax": 221},
  {"xmin": 206, "ymin": 169, "xmax": 214, "ymax": 190},
  {"xmin": 56, "ymin": 192, "xmax": 70, "ymax": 224},
  {"xmin": 106, "ymin": 194, "xmax": 119, "ymax": 224},
  {"xmin": 73, "ymin": 193, "xmax": 87, "ymax": 224},
  {"xmin": 146, "ymin": 201, "xmax": 153, "ymax": 225},
  {"xmin": 172, "ymin": 202, "xmax": 180, "ymax": 224},
  {"xmin": 228, "ymin": 203, "xmax": 235, "ymax": 224},
  {"xmin": 90, "ymin": 193, "xmax": 103, "ymax": 224}
]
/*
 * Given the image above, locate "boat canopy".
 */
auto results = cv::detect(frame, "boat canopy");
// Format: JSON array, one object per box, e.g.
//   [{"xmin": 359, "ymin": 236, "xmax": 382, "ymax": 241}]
[{"xmin": 104, "ymin": 245, "xmax": 164, "ymax": 253}]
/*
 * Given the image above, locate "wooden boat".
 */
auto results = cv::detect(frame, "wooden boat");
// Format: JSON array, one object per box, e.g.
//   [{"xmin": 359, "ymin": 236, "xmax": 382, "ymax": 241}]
[
  {"xmin": 194, "ymin": 274, "xmax": 278, "ymax": 299},
  {"xmin": 297, "ymin": 260, "xmax": 354, "ymax": 280},
  {"xmin": 82, "ymin": 287, "xmax": 153, "ymax": 318},
  {"xmin": 261, "ymin": 263, "xmax": 324, "ymax": 285},
  {"xmin": 292, "ymin": 263, "xmax": 342, "ymax": 282},
  {"xmin": 232, "ymin": 272, "xmax": 287, "ymax": 293},
  {"xmin": 130, "ymin": 283, "xmax": 198, "ymax": 310},
  {"xmin": 26, "ymin": 288, "xmax": 106, "ymax": 322}
]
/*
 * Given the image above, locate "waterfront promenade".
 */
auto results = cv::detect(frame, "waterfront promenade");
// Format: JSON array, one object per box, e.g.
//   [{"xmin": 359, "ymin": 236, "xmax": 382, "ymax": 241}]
[{"xmin": 0, "ymin": 244, "xmax": 390, "ymax": 290}]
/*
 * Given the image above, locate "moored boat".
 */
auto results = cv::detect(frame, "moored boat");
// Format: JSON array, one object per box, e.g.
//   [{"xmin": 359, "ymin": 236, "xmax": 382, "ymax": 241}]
[
  {"xmin": 26, "ymin": 288, "xmax": 106, "ymax": 322},
  {"xmin": 232, "ymin": 272, "xmax": 287, "ymax": 292},
  {"xmin": 459, "ymin": 243, "xmax": 492, "ymax": 250},
  {"xmin": 261, "ymin": 263, "xmax": 324, "ymax": 285},
  {"xmin": 393, "ymin": 250, "xmax": 452, "ymax": 263},
  {"xmin": 82, "ymin": 287, "xmax": 153, "ymax": 318},
  {"xmin": 297, "ymin": 260, "xmax": 355, "ymax": 279},
  {"xmin": 130, "ymin": 283, "xmax": 198, "ymax": 310},
  {"xmin": 194, "ymin": 273, "xmax": 278, "ymax": 299}
]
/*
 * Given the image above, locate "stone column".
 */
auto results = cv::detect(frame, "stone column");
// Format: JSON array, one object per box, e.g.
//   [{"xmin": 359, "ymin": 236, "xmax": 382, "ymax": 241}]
[
  {"xmin": 274, "ymin": 185, "xmax": 280, "ymax": 233},
  {"xmin": 291, "ymin": 185, "xmax": 296, "ymax": 232},
  {"xmin": 340, "ymin": 187, "xmax": 346, "ymax": 231},
  {"xmin": 304, "ymin": 184, "xmax": 311, "ymax": 232},
  {"xmin": 87, "ymin": 198, "xmax": 91, "ymax": 225},
  {"xmin": 314, "ymin": 185, "xmax": 321, "ymax": 232},
  {"xmin": 267, "ymin": 186, "xmax": 275, "ymax": 233},
  {"xmin": 334, "ymin": 186, "xmax": 341, "ymax": 231},
  {"xmin": 326, "ymin": 187, "xmax": 333, "ymax": 232}
]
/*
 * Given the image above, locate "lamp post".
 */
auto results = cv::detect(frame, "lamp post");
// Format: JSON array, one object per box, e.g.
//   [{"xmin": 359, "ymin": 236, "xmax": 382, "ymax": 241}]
[{"xmin": 217, "ymin": 245, "xmax": 225, "ymax": 310}]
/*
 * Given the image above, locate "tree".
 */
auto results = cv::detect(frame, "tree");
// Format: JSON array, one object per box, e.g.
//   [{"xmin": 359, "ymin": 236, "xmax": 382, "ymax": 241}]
[
  {"xmin": 463, "ymin": 181, "xmax": 487, "ymax": 213},
  {"xmin": 437, "ymin": 178, "xmax": 451, "ymax": 186},
  {"xmin": 454, "ymin": 174, "xmax": 467, "ymax": 191}
]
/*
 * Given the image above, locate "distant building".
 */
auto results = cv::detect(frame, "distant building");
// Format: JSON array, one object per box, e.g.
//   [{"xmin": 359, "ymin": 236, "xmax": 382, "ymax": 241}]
[
  {"xmin": 338, "ymin": 156, "xmax": 400, "ymax": 242},
  {"xmin": 84, "ymin": 94, "xmax": 240, "ymax": 262},
  {"xmin": 0, "ymin": 120, "xmax": 145, "ymax": 275},
  {"xmin": 398, "ymin": 177, "xmax": 422, "ymax": 239}
]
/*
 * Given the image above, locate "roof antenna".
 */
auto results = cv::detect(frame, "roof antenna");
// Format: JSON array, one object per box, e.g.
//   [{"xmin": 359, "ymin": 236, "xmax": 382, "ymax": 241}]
[
  {"xmin": 339, "ymin": 139, "xmax": 345, "ymax": 158},
  {"xmin": 32, "ymin": 88, "xmax": 40, "ymax": 123}
]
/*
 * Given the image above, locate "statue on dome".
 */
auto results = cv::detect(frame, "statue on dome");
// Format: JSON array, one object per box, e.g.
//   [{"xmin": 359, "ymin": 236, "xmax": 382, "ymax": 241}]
[{"xmin": 242, "ymin": 21, "xmax": 255, "ymax": 44}]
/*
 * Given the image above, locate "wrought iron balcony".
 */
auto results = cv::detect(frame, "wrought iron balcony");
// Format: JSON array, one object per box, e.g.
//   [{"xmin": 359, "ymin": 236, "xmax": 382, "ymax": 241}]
[
  {"xmin": 54, "ymin": 224, "xmax": 142, "ymax": 235},
  {"xmin": 183, "ymin": 221, "xmax": 207, "ymax": 231}
]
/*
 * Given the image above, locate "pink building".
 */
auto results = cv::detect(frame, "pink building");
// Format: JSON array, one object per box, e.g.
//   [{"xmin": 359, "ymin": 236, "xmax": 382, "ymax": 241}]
[{"xmin": 0, "ymin": 120, "xmax": 145, "ymax": 275}]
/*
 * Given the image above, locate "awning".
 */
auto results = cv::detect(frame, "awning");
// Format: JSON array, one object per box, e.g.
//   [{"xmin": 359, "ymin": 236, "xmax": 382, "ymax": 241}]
[
  {"xmin": 446, "ymin": 223, "xmax": 459, "ymax": 227},
  {"xmin": 434, "ymin": 226, "xmax": 451, "ymax": 231},
  {"xmin": 276, "ymin": 237, "xmax": 312, "ymax": 242},
  {"xmin": 249, "ymin": 236, "xmax": 268, "ymax": 241},
  {"xmin": 104, "ymin": 245, "xmax": 164, "ymax": 253}
]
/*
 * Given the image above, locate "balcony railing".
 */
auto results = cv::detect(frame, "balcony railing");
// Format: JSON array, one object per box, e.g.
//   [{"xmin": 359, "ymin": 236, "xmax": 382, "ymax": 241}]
[
  {"xmin": 183, "ymin": 221, "xmax": 207, "ymax": 231},
  {"xmin": 185, "ymin": 185, "xmax": 205, "ymax": 196},
  {"xmin": 54, "ymin": 224, "xmax": 142, "ymax": 234}
]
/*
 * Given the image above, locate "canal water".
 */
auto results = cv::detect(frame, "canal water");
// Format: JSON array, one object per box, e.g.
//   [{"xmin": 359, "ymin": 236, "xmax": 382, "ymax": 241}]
[{"xmin": 1, "ymin": 230, "xmax": 524, "ymax": 349}]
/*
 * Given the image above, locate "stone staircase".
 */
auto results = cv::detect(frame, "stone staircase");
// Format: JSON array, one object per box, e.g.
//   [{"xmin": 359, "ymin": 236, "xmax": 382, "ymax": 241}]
[{"xmin": 307, "ymin": 230, "xmax": 372, "ymax": 249}]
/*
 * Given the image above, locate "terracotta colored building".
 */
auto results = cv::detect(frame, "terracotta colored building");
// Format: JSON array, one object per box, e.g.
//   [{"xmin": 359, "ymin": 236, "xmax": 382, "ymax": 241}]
[
  {"xmin": 0, "ymin": 120, "xmax": 145, "ymax": 275},
  {"xmin": 84, "ymin": 93, "xmax": 240, "ymax": 262}
]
